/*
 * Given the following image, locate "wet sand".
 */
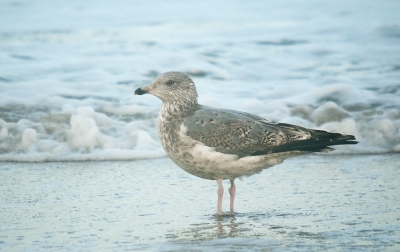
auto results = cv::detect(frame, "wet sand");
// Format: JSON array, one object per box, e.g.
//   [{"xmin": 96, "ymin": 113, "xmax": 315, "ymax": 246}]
[{"xmin": 1, "ymin": 154, "xmax": 399, "ymax": 251}]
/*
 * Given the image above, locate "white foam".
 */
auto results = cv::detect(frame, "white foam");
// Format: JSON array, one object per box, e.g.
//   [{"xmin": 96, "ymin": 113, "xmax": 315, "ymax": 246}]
[
  {"xmin": 0, "ymin": 0, "xmax": 399, "ymax": 161},
  {"xmin": 22, "ymin": 128, "xmax": 37, "ymax": 149},
  {"xmin": 312, "ymin": 102, "xmax": 350, "ymax": 126},
  {"xmin": 70, "ymin": 114, "xmax": 104, "ymax": 151},
  {"xmin": 0, "ymin": 127, "xmax": 8, "ymax": 140}
]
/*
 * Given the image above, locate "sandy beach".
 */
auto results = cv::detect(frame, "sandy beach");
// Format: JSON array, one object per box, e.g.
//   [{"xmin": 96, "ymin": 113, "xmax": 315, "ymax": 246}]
[{"xmin": 1, "ymin": 154, "xmax": 399, "ymax": 251}]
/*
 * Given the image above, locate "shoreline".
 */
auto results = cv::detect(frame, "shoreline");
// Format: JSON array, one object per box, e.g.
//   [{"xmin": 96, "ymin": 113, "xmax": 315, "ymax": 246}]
[{"xmin": 0, "ymin": 151, "xmax": 398, "ymax": 163}]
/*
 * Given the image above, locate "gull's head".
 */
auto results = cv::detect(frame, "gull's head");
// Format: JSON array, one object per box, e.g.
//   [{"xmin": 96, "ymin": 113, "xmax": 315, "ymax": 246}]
[{"xmin": 135, "ymin": 71, "xmax": 198, "ymax": 105}]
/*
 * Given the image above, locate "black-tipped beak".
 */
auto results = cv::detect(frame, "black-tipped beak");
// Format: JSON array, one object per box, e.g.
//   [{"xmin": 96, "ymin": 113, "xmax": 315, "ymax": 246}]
[{"xmin": 134, "ymin": 87, "xmax": 148, "ymax": 95}]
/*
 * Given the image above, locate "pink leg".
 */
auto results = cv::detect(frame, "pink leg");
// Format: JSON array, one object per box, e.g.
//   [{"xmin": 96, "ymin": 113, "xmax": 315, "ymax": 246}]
[
  {"xmin": 228, "ymin": 179, "xmax": 236, "ymax": 214},
  {"xmin": 215, "ymin": 179, "xmax": 224, "ymax": 215}
]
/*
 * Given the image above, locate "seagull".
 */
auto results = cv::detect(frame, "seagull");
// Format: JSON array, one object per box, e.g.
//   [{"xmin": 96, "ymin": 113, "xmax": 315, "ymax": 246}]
[{"xmin": 135, "ymin": 71, "xmax": 358, "ymax": 215}]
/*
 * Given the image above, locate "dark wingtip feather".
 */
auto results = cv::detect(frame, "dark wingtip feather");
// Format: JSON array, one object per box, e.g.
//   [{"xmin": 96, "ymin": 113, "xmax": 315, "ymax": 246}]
[{"xmin": 251, "ymin": 131, "xmax": 358, "ymax": 156}]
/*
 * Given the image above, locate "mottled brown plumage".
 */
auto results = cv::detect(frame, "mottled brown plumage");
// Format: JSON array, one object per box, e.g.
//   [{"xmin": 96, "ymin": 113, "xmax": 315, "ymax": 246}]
[{"xmin": 135, "ymin": 71, "xmax": 358, "ymax": 215}]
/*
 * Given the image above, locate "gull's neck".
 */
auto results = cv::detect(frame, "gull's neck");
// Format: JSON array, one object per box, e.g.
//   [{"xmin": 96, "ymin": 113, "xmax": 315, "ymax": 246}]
[
  {"xmin": 160, "ymin": 91, "xmax": 199, "ymax": 118},
  {"xmin": 161, "ymin": 99, "xmax": 198, "ymax": 118}
]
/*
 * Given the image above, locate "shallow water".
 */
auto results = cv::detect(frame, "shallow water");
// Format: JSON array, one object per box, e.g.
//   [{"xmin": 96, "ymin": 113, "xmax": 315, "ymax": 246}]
[{"xmin": 1, "ymin": 154, "xmax": 399, "ymax": 251}]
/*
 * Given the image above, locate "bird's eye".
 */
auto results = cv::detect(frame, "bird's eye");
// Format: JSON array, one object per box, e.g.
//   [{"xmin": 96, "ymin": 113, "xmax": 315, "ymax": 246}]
[{"xmin": 166, "ymin": 80, "xmax": 174, "ymax": 86}]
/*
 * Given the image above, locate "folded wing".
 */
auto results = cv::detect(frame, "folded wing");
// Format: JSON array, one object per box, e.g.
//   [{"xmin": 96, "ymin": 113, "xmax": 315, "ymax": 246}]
[{"xmin": 183, "ymin": 105, "xmax": 358, "ymax": 158}]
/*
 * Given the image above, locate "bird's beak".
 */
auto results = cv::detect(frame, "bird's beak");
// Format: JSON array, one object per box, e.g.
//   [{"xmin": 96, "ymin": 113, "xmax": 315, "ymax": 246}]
[{"xmin": 134, "ymin": 86, "xmax": 150, "ymax": 95}]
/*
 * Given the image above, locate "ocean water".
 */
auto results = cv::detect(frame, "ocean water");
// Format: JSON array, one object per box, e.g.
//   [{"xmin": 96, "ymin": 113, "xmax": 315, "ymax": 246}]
[
  {"xmin": 0, "ymin": 0, "xmax": 400, "ymax": 162},
  {"xmin": 1, "ymin": 0, "xmax": 400, "ymax": 161},
  {"xmin": 1, "ymin": 2, "xmax": 400, "ymax": 251}
]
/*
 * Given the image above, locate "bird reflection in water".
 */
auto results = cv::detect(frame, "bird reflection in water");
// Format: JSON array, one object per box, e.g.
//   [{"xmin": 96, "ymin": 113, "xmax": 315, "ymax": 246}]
[{"xmin": 169, "ymin": 214, "xmax": 264, "ymax": 241}]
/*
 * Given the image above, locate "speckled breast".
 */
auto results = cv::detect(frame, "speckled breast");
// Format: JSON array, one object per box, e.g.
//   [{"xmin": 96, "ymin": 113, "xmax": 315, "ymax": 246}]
[{"xmin": 157, "ymin": 104, "xmax": 216, "ymax": 180}]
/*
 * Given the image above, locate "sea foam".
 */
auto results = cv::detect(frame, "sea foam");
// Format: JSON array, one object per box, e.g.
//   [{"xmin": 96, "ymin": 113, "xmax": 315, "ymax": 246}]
[
  {"xmin": 0, "ymin": 0, "xmax": 399, "ymax": 161},
  {"xmin": 0, "ymin": 80, "xmax": 399, "ymax": 162}
]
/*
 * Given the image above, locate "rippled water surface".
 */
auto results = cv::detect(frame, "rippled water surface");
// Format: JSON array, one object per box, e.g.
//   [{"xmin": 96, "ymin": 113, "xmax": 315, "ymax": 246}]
[{"xmin": 1, "ymin": 155, "xmax": 399, "ymax": 251}]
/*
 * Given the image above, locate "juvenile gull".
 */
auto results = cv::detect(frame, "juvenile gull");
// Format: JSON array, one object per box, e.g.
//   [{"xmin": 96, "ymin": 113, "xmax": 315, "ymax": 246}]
[{"xmin": 135, "ymin": 71, "xmax": 358, "ymax": 215}]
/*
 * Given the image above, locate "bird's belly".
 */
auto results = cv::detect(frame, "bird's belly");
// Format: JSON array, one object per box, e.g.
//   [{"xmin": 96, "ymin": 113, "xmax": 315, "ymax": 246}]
[{"xmin": 161, "ymin": 132, "xmax": 302, "ymax": 180}]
